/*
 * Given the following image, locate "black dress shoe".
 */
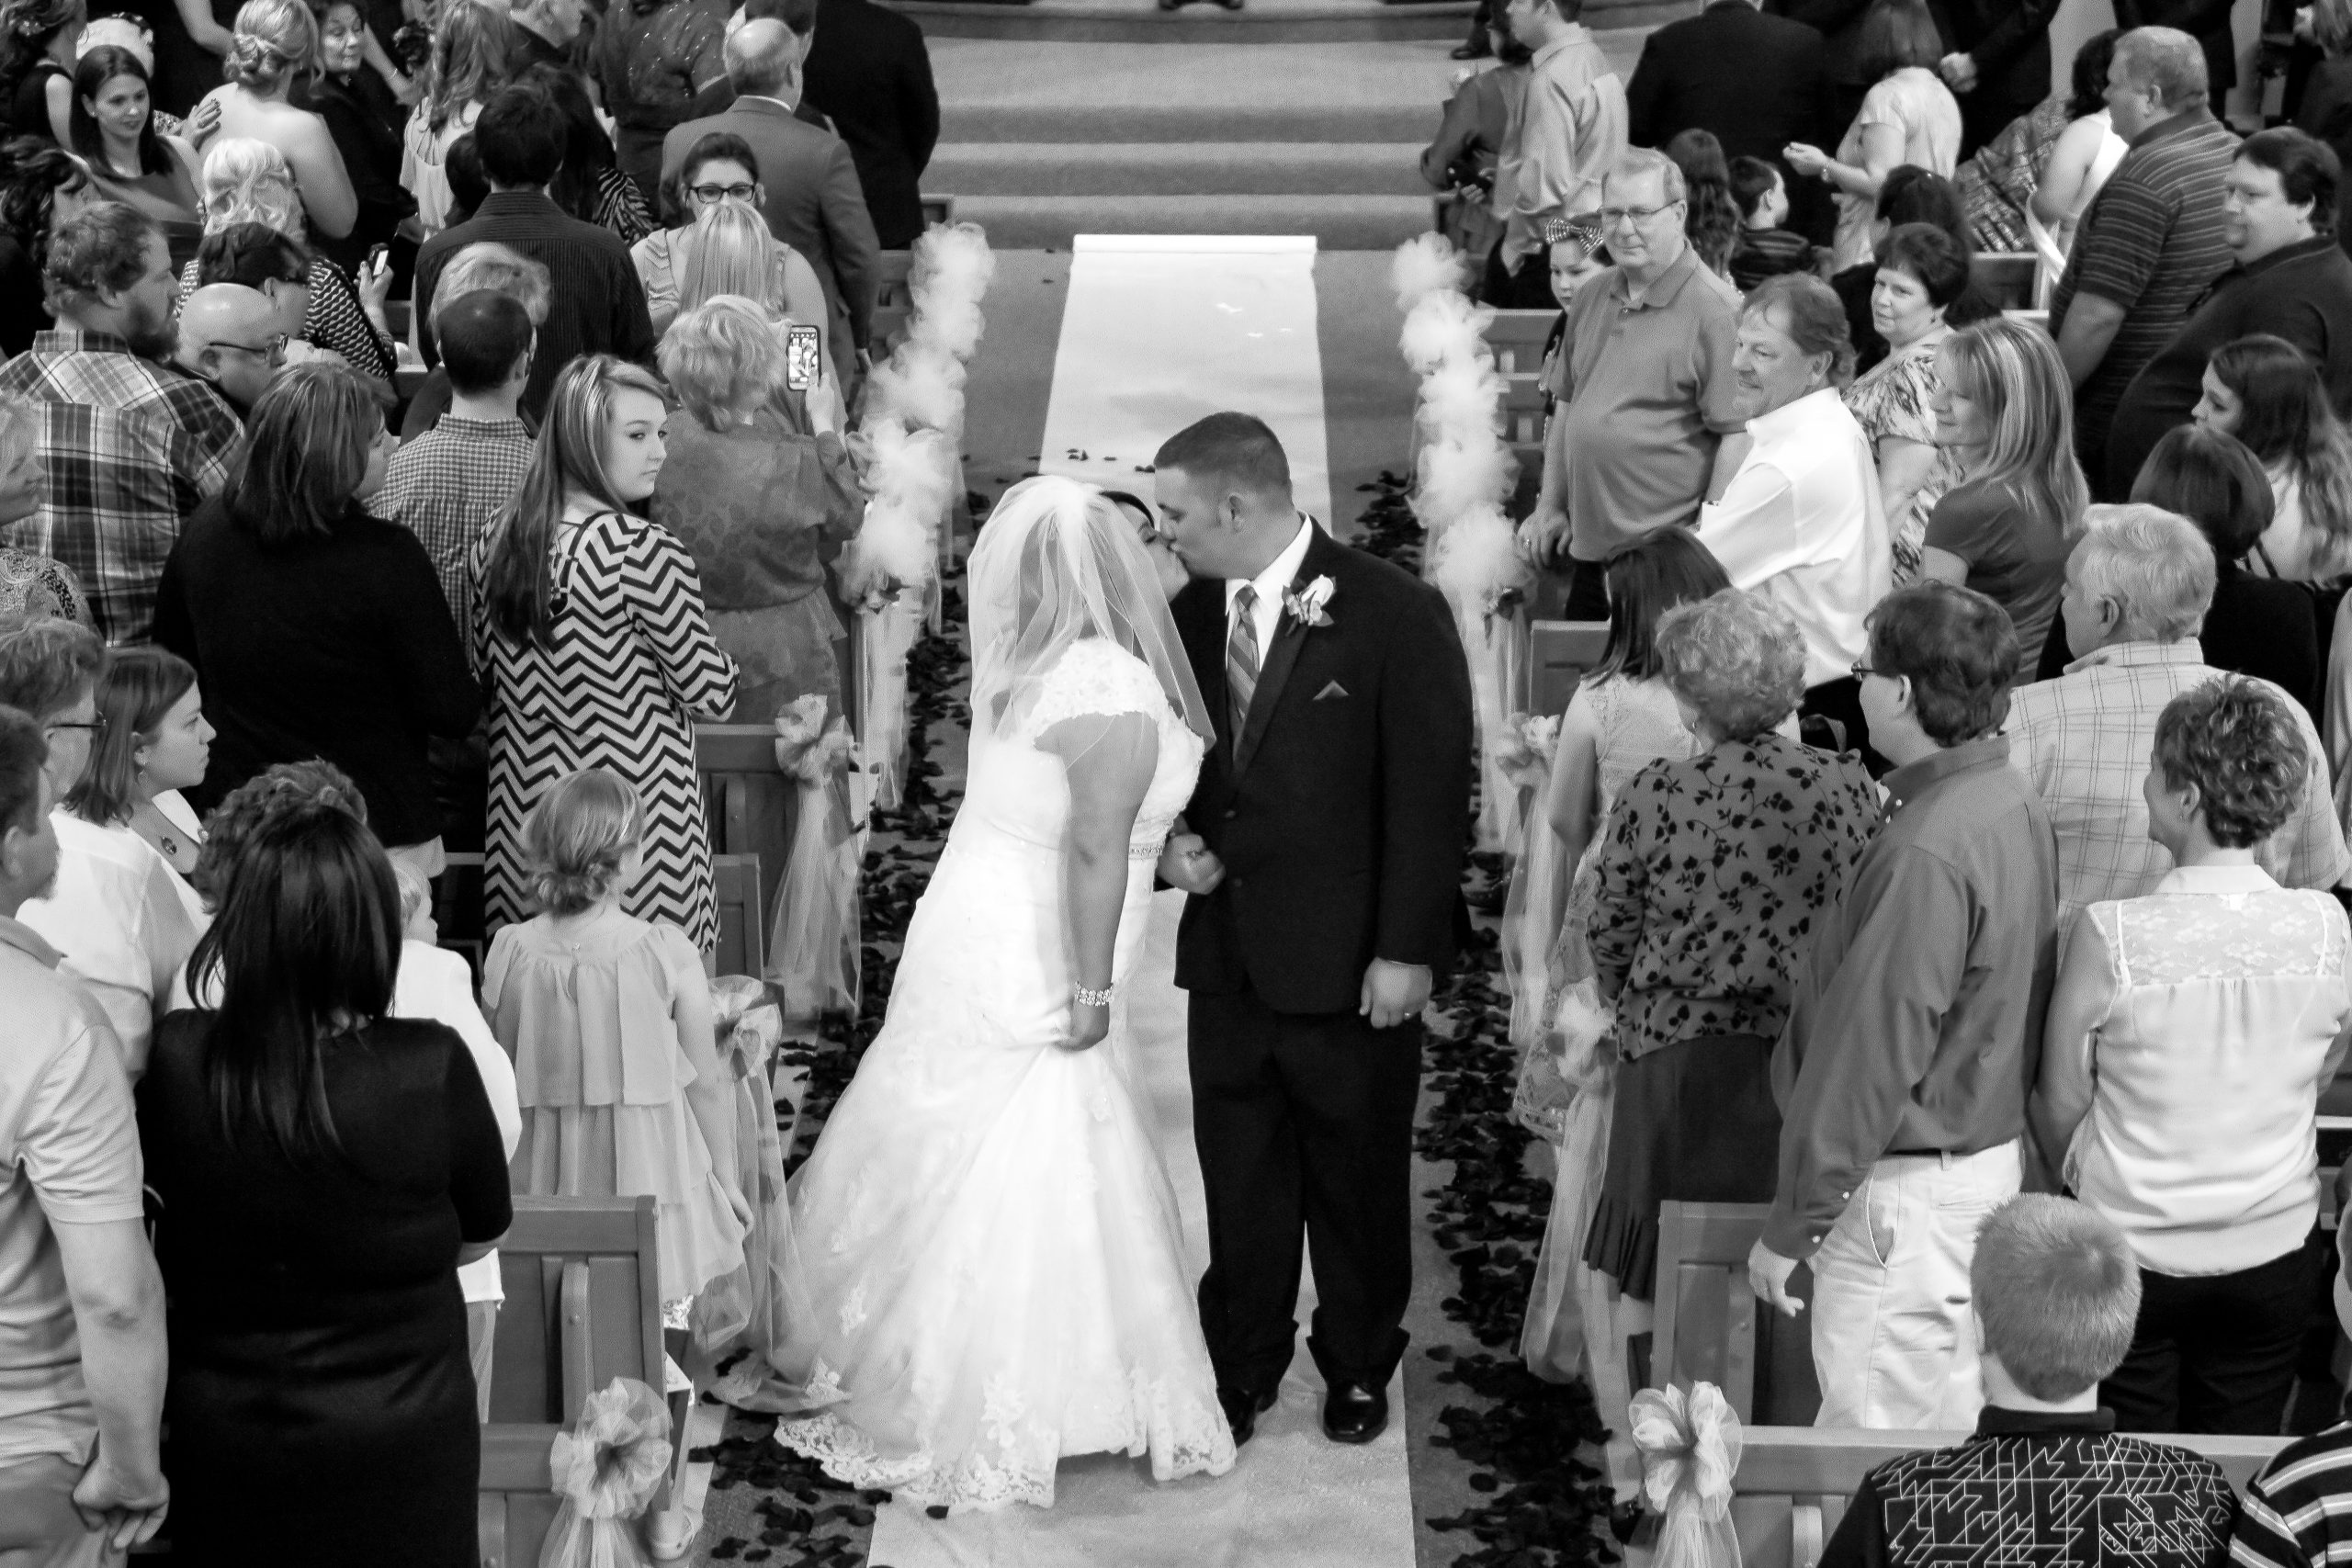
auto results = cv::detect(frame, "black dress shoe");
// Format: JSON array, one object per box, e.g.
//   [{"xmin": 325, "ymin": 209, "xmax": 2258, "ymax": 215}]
[
  {"xmin": 1218, "ymin": 1384, "xmax": 1278, "ymax": 1446},
  {"xmin": 1321, "ymin": 1379, "xmax": 1387, "ymax": 1444}
]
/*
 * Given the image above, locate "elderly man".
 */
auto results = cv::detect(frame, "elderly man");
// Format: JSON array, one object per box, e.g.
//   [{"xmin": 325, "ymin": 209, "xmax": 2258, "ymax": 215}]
[
  {"xmin": 171, "ymin": 284, "xmax": 285, "ymax": 416},
  {"xmin": 1750, "ymin": 581, "xmax": 2058, "ymax": 1431},
  {"xmin": 2050, "ymin": 28, "xmax": 2239, "ymax": 491},
  {"xmin": 2105, "ymin": 129, "xmax": 2352, "ymax": 495},
  {"xmin": 1485, "ymin": 0, "xmax": 1626, "ymax": 309},
  {"xmin": 1521, "ymin": 147, "xmax": 1743, "ymax": 619},
  {"xmin": 1694, "ymin": 273, "xmax": 1891, "ymax": 757},
  {"xmin": 2008, "ymin": 505, "xmax": 2348, "ymax": 926}
]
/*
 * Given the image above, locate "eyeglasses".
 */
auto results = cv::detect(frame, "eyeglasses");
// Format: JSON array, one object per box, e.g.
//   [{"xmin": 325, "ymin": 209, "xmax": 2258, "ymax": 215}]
[
  {"xmin": 46, "ymin": 715, "xmax": 106, "ymax": 737},
  {"xmin": 1600, "ymin": 201, "xmax": 1679, "ymax": 230},
  {"xmin": 689, "ymin": 182, "xmax": 757, "ymax": 204},
  {"xmin": 1850, "ymin": 661, "xmax": 1885, "ymax": 682},
  {"xmin": 205, "ymin": 333, "xmax": 290, "ymax": 366}
]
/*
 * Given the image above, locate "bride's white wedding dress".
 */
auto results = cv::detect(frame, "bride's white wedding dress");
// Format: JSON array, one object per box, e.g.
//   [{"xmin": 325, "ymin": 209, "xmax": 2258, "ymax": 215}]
[{"xmin": 771, "ymin": 635, "xmax": 1236, "ymax": 1511}]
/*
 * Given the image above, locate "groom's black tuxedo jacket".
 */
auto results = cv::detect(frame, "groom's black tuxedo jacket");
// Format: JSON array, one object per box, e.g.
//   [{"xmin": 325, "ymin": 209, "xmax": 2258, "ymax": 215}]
[{"xmin": 1170, "ymin": 525, "xmax": 1475, "ymax": 1016}]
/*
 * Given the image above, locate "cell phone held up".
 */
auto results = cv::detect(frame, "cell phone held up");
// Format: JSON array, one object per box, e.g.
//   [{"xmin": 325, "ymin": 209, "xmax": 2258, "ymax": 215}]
[{"xmin": 786, "ymin": 323, "xmax": 820, "ymax": 391}]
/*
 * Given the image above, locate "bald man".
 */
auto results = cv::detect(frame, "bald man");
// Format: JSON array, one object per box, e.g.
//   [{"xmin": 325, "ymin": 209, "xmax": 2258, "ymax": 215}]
[
  {"xmin": 658, "ymin": 17, "xmax": 878, "ymax": 375},
  {"xmin": 172, "ymin": 285, "xmax": 288, "ymax": 415}
]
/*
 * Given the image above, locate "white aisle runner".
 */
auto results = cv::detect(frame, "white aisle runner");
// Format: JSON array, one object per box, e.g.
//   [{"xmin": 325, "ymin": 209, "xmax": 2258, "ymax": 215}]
[
  {"xmin": 1034, "ymin": 235, "xmax": 1333, "ymax": 525},
  {"xmin": 866, "ymin": 893, "xmax": 1418, "ymax": 1568}
]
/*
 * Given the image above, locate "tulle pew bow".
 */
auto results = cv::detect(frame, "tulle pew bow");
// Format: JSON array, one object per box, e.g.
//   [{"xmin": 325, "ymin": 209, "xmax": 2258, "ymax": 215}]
[{"xmin": 1630, "ymin": 1382, "xmax": 1746, "ymax": 1568}]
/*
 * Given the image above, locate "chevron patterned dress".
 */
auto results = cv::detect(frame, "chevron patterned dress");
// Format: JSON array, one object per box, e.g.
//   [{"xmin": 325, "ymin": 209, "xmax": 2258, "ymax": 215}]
[{"xmin": 473, "ymin": 509, "xmax": 740, "ymax": 950}]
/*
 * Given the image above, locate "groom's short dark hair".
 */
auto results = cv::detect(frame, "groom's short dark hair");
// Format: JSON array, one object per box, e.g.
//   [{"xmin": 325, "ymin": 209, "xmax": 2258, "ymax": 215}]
[{"xmin": 1155, "ymin": 413, "xmax": 1291, "ymax": 502}]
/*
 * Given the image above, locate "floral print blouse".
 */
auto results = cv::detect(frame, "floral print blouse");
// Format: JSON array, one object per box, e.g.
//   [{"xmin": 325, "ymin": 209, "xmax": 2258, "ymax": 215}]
[{"xmin": 1589, "ymin": 730, "xmax": 1882, "ymax": 1061}]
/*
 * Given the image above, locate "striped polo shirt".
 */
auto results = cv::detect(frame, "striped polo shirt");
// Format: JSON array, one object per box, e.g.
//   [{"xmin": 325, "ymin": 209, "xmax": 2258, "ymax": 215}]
[
  {"xmin": 2050, "ymin": 107, "xmax": 2239, "ymax": 470},
  {"xmin": 2234, "ymin": 1422, "xmax": 2352, "ymax": 1568}
]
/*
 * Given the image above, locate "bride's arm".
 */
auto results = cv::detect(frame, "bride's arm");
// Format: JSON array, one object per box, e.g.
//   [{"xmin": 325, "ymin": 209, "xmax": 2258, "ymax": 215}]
[{"xmin": 1038, "ymin": 710, "xmax": 1160, "ymax": 1053}]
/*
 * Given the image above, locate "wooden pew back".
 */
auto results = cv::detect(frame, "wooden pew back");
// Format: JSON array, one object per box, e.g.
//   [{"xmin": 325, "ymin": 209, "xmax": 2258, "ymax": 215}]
[
  {"xmin": 1483, "ymin": 309, "xmax": 1558, "ymax": 378},
  {"xmin": 1652, "ymin": 1201, "xmax": 1820, "ymax": 1425},
  {"xmin": 1527, "ymin": 620, "xmax": 1610, "ymax": 718}
]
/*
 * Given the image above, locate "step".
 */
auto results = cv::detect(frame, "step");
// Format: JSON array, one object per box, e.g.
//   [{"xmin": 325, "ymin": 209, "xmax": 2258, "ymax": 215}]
[
  {"xmin": 927, "ymin": 141, "xmax": 1434, "ymax": 197},
  {"xmin": 888, "ymin": 0, "xmax": 1690, "ymax": 43},
  {"xmin": 952, "ymin": 191, "xmax": 1435, "ymax": 249}
]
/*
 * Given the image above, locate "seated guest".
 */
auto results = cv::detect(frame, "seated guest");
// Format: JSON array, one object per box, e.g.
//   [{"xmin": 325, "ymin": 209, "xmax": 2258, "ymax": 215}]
[
  {"xmin": 634, "ymin": 132, "xmax": 834, "ymax": 351},
  {"xmin": 0, "ymin": 619, "xmax": 198, "ymax": 1076},
  {"xmin": 184, "ymin": 149, "xmax": 395, "ymax": 383},
  {"xmin": 0, "ymin": 201, "xmax": 241, "ymax": 645},
  {"xmin": 153, "ymin": 363, "xmax": 480, "ymax": 878},
  {"xmin": 2041, "ymin": 427, "xmax": 2322, "ymax": 719},
  {"xmin": 138, "ymin": 800, "xmax": 512, "ymax": 1565},
  {"xmin": 68, "ymin": 47, "xmax": 201, "ymax": 263},
  {"xmin": 170, "ymin": 281, "xmax": 286, "ymax": 414},
  {"xmin": 1694, "ymin": 274, "xmax": 1893, "ymax": 767},
  {"xmin": 0, "ymin": 136, "xmax": 91, "ymax": 355},
  {"xmin": 2197, "ymin": 333, "xmax": 2352, "ymax": 583},
  {"xmin": 1921, "ymin": 316, "xmax": 2090, "ymax": 655},
  {"xmin": 1750, "ymin": 581, "xmax": 2057, "ymax": 1430},
  {"xmin": 2033, "ymin": 678, "xmax": 2352, "ymax": 1435},
  {"xmin": 1842, "ymin": 222, "xmax": 1969, "ymax": 581},
  {"xmin": 1585, "ymin": 589, "xmax": 1880, "ymax": 1302},
  {"xmin": 652, "ymin": 295, "xmax": 859, "ymax": 723},
  {"xmin": 395, "ymin": 238, "xmax": 549, "ymax": 440},
  {"xmin": 0, "ymin": 704, "xmax": 168, "ymax": 1564},
  {"xmin": 1817, "ymin": 1195, "xmax": 2236, "ymax": 1568},
  {"xmin": 1728, "ymin": 156, "xmax": 1812, "ymax": 294},
  {"xmin": 2007, "ymin": 505, "xmax": 2346, "ymax": 926}
]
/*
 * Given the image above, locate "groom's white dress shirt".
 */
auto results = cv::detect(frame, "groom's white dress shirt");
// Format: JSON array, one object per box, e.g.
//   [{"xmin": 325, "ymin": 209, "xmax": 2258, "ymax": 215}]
[{"xmin": 1225, "ymin": 515, "xmax": 1317, "ymax": 655}]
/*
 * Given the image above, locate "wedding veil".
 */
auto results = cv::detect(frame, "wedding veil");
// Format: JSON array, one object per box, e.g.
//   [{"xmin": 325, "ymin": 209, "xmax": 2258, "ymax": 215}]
[{"xmin": 967, "ymin": 476, "xmax": 1214, "ymax": 744}]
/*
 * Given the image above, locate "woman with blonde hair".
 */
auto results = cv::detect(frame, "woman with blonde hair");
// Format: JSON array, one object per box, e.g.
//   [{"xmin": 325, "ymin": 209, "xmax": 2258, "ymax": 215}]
[
  {"xmin": 470, "ymin": 355, "xmax": 739, "ymax": 950},
  {"xmin": 191, "ymin": 0, "xmax": 356, "ymax": 243},
  {"xmin": 1922, "ymin": 315, "xmax": 2091, "ymax": 652},
  {"xmin": 635, "ymin": 133, "xmax": 838, "ymax": 370},
  {"xmin": 400, "ymin": 0, "xmax": 511, "ymax": 234},
  {"xmin": 673, "ymin": 197, "xmax": 840, "ymax": 415},
  {"xmin": 653, "ymin": 295, "xmax": 859, "ymax": 723}
]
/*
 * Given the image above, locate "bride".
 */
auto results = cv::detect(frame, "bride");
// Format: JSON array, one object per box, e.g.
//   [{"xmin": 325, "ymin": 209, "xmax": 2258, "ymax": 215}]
[{"xmin": 764, "ymin": 475, "xmax": 1237, "ymax": 1509}]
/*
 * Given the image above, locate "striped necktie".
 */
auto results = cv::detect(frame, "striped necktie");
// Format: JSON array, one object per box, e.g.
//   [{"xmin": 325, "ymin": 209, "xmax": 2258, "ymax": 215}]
[{"xmin": 1227, "ymin": 584, "xmax": 1261, "ymax": 740}]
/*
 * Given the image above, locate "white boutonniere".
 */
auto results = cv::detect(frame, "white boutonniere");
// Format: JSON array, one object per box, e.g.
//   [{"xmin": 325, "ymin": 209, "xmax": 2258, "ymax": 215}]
[{"xmin": 1283, "ymin": 575, "xmax": 1336, "ymax": 629}]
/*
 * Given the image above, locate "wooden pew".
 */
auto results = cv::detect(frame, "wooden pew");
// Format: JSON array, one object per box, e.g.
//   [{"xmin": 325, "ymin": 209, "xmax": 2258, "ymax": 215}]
[
  {"xmin": 710, "ymin": 852, "xmax": 767, "ymax": 981},
  {"xmin": 871, "ymin": 250, "xmax": 915, "ymax": 355},
  {"xmin": 1527, "ymin": 620, "xmax": 1609, "ymax": 718},
  {"xmin": 920, "ymin": 195, "xmax": 956, "ymax": 228},
  {"xmin": 1651, "ymin": 1201, "xmax": 1822, "ymax": 1425},
  {"xmin": 699, "ymin": 722, "xmax": 794, "ymax": 942},
  {"xmin": 478, "ymin": 1422, "xmax": 564, "ymax": 1568},
  {"xmin": 1483, "ymin": 308, "xmax": 1558, "ymax": 378},
  {"xmin": 1499, "ymin": 374, "xmax": 1549, "ymax": 454}
]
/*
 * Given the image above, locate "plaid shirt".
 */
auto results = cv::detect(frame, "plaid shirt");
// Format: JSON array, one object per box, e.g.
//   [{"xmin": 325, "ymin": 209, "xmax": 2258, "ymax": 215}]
[
  {"xmin": 2007, "ymin": 640, "xmax": 2349, "ymax": 924},
  {"xmin": 0, "ymin": 331, "xmax": 241, "ymax": 645},
  {"xmin": 375, "ymin": 413, "xmax": 535, "ymax": 641}
]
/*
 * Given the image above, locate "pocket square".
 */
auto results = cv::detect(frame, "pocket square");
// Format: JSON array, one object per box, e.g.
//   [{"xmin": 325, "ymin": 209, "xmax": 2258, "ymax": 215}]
[{"xmin": 1314, "ymin": 681, "xmax": 1350, "ymax": 701}]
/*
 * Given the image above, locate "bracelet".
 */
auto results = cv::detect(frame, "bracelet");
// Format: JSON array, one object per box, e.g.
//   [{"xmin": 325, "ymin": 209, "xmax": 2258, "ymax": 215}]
[{"xmin": 1074, "ymin": 985, "xmax": 1114, "ymax": 1008}]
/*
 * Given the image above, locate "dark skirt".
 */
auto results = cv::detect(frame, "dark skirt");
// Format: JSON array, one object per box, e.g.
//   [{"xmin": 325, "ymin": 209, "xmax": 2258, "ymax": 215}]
[{"xmin": 1582, "ymin": 1032, "xmax": 1781, "ymax": 1301}]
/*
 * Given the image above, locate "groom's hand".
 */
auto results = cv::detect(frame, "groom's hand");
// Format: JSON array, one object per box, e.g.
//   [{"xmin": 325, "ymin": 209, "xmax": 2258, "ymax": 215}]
[
  {"xmin": 1158, "ymin": 833, "xmax": 1226, "ymax": 896},
  {"xmin": 1359, "ymin": 959, "xmax": 1431, "ymax": 1031}
]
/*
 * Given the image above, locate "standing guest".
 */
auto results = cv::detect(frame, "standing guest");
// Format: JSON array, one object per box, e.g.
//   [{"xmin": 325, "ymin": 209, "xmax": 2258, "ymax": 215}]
[
  {"xmin": 1521, "ymin": 148, "xmax": 1743, "ymax": 619},
  {"xmin": 185, "ymin": 149, "xmax": 395, "ymax": 383},
  {"xmin": 395, "ymin": 239, "xmax": 548, "ymax": 441},
  {"xmin": 69, "ymin": 47, "xmax": 199, "ymax": 262},
  {"xmin": 471, "ymin": 355, "xmax": 738, "ymax": 950},
  {"xmin": 0, "ymin": 0, "xmax": 78, "ymax": 145},
  {"xmin": 1694, "ymin": 273, "xmax": 1894, "ymax": 761},
  {"xmin": 2115, "ymin": 0, "xmax": 2238, "ymax": 121},
  {"xmin": 378, "ymin": 290, "xmax": 536, "ymax": 642},
  {"xmin": 2195, "ymin": 333, "xmax": 2352, "ymax": 583},
  {"xmin": 1928, "ymin": 0, "xmax": 2062, "ymax": 158},
  {"xmin": 2007, "ymin": 505, "xmax": 2346, "ymax": 925},
  {"xmin": 1843, "ymin": 222, "xmax": 1968, "ymax": 579},
  {"xmin": 1827, "ymin": 166, "xmax": 1992, "ymax": 375},
  {"xmin": 62, "ymin": 645, "xmax": 206, "ymax": 908},
  {"xmin": 525, "ymin": 62, "xmax": 654, "ymax": 246},
  {"xmin": 2027, "ymin": 34, "xmax": 2131, "ymax": 251},
  {"xmin": 400, "ymin": 1, "xmax": 510, "ymax": 238},
  {"xmin": 192, "ymin": 0, "xmax": 356, "ymax": 247},
  {"xmin": 1585, "ymin": 589, "xmax": 1880, "ymax": 1303},
  {"xmin": 1483, "ymin": 0, "xmax": 1625, "ymax": 310},
  {"xmin": 1919, "ymin": 317, "xmax": 2090, "ymax": 655},
  {"xmin": 139, "ymin": 803, "xmax": 512, "ymax": 1567},
  {"xmin": 2106, "ymin": 130, "xmax": 2352, "ymax": 499},
  {"xmin": 1419, "ymin": 24, "xmax": 1528, "ymax": 277},
  {"xmin": 170, "ymin": 282, "xmax": 286, "ymax": 415},
  {"xmin": 669, "ymin": 198, "xmax": 842, "ymax": 415},
  {"xmin": 595, "ymin": 0, "xmax": 732, "ymax": 209},
  {"xmin": 0, "ymin": 705, "xmax": 167, "ymax": 1567},
  {"xmin": 307, "ymin": 0, "xmax": 415, "ymax": 272},
  {"xmin": 1666, "ymin": 130, "xmax": 1741, "ymax": 278},
  {"xmin": 1958, "ymin": 32, "xmax": 2120, "ymax": 254},
  {"xmin": 0, "ymin": 137, "xmax": 90, "ymax": 355},
  {"xmin": 1729, "ymin": 157, "xmax": 1815, "ymax": 289},
  {"xmin": 660, "ymin": 22, "xmax": 876, "ymax": 386},
  {"xmin": 2033, "ymin": 679, "xmax": 2352, "ymax": 1435},
  {"xmin": 637, "ymin": 131, "xmax": 839, "ymax": 352},
  {"xmin": 152, "ymin": 362, "xmax": 479, "ymax": 878},
  {"xmin": 132, "ymin": 0, "xmax": 231, "ymax": 119},
  {"xmin": 1748, "ymin": 581, "xmax": 2057, "ymax": 1431},
  {"xmin": 506, "ymin": 0, "xmax": 584, "ymax": 78},
  {"xmin": 798, "ymin": 0, "xmax": 937, "ymax": 251},
  {"xmin": 413, "ymin": 82, "xmax": 658, "ymax": 424},
  {"xmin": 2051, "ymin": 28, "xmax": 2237, "ymax": 489},
  {"xmin": 652, "ymin": 295, "xmax": 856, "ymax": 722},
  {"xmin": 1783, "ymin": 0, "xmax": 1962, "ymax": 272},
  {"xmin": 1815, "ymin": 1197, "xmax": 2236, "ymax": 1568},
  {"xmin": 0, "ymin": 201, "xmax": 240, "ymax": 646}
]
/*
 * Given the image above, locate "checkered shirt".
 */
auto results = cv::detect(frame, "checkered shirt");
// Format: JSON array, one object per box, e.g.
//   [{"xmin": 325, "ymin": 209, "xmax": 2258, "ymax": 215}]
[
  {"xmin": 375, "ymin": 414, "xmax": 535, "ymax": 643},
  {"xmin": 0, "ymin": 331, "xmax": 241, "ymax": 645},
  {"xmin": 2006, "ymin": 640, "xmax": 2350, "ymax": 922}
]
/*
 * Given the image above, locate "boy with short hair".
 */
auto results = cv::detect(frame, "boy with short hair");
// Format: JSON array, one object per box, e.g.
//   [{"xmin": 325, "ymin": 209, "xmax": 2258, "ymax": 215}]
[
  {"xmin": 1819, "ymin": 1195, "xmax": 2236, "ymax": 1568},
  {"xmin": 2233, "ymin": 1220, "xmax": 2352, "ymax": 1568},
  {"xmin": 1729, "ymin": 156, "xmax": 1812, "ymax": 293}
]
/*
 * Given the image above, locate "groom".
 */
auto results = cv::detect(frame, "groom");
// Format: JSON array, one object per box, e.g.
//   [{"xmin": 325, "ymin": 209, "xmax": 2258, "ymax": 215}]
[{"xmin": 1152, "ymin": 413, "xmax": 1474, "ymax": 1448}]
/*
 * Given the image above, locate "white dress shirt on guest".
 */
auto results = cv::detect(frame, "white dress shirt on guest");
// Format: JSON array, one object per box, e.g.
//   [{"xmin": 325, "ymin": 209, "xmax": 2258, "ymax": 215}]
[
  {"xmin": 1693, "ymin": 387, "xmax": 1891, "ymax": 689},
  {"xmin": 20, "ymin": 813, "xmax": 205, "ymax": 1079},
  {"xmin": 2038, "ymin": 863, "xmax": 2352, "ymax": 1278}
]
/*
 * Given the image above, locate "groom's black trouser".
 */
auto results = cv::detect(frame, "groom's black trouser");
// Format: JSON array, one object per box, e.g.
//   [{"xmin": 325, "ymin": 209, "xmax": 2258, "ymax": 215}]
[{"xmin": 1189, "ymin": 982, "xmax": 1419, "ymax": 1396}]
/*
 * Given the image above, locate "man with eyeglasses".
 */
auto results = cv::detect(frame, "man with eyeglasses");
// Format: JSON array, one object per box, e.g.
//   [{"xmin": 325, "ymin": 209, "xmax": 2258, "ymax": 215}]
[
  {"xmin": 171, "ymin": 285, "xmax": 288, "ymax": 416},
  {"xmin": 1485, "ymin": 0, "xmax": 1625, "ymax": 310},
  {"xmin": 1521, "ymin": 147, "xmax": 1744, "ymax": 620}
]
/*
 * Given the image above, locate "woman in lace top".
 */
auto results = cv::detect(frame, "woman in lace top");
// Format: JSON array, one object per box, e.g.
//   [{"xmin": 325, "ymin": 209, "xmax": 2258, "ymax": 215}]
[{"xmin": 2032, "ymin": 678, "xmax": 2352, "ymax": 1434}]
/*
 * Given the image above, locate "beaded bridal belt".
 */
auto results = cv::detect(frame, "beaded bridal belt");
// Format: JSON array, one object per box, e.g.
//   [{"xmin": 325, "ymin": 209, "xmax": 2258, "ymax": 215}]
[{"xmin": 1128, "ymin": 840, "xmax": 1166, "ymax": 862}]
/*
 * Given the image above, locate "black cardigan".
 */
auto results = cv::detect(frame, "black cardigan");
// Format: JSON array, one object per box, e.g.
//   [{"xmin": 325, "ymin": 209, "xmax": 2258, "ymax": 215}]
[{"xmin": 154, "ymin": 494, "xmax": 481, "ymax": 848}]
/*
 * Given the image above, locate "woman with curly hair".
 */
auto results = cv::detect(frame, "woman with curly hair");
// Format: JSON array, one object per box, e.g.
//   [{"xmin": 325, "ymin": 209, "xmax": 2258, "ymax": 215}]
[
  {"xmin": 179, "ymin": 141, "xmax": 393, "ymax": 378},
  {"xmin": 0, "ymin": 0, "xmax": 78, "ymax": 143},
  {"xmin": 191, "ymin": 0, "xmax": 356, "ymax": 243},
  {"xmin": 399, "ymin": 0, "xmax": 509, "ymax": 234},
  {"xmin": 0, "ymin": 132, "xmax": 88, "ymax": 351},
  {"xmin": 2034, "ymin": 671, "xmax": 2352, "ymax": 1434},
  {"xmin": 2196, "ymin": 333, "xmax": 2352, "ymax": 584},
  {"xmin": 1664, "ymin": 128, "xmax": 1739, "ymax": 281}
]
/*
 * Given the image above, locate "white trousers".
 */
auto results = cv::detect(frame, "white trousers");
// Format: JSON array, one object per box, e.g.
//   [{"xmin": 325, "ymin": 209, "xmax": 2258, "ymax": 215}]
[{"xmin": 1810, "ymin": 1140, "xmax": 2021, "ymax": 1430}]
